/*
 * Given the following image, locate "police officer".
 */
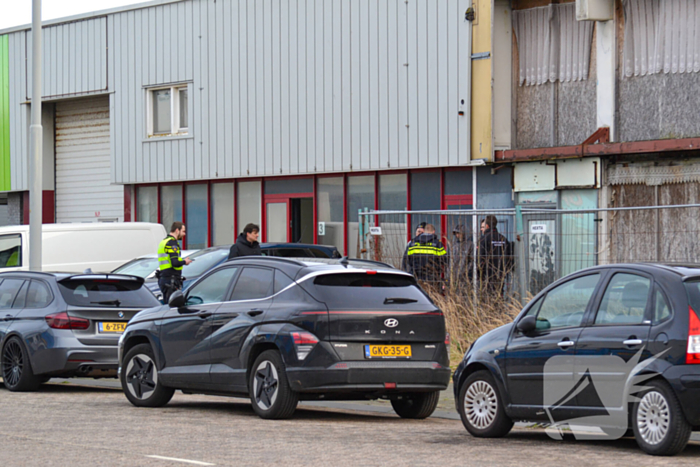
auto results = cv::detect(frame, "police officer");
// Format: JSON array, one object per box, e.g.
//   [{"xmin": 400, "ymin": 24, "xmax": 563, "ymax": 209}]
[
  {"xmin": 157, "ymin": 222, "xmax": 193, "ymax": 303},
  {"xmin": 403, "ymin": 223, "xmax": 447, "ymax": 284}
]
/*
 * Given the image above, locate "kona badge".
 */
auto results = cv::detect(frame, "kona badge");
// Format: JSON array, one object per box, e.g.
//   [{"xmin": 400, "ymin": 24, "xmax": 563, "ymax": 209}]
[{"xmin": 384, "ymin": 318, "xmax": 399, "ymax": 328}]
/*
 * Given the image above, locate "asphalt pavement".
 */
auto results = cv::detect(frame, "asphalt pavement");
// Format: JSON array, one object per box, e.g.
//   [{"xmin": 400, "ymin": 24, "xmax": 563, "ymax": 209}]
[{"xmin": 1, "ymin": 377, "xmax": 699, "ymax": 466}]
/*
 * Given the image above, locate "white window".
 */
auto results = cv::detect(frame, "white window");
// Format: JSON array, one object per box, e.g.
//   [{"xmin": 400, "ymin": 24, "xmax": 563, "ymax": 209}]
[{"xmin": 147, "ymin": 85, "xmax": 189, "ymax": 137}]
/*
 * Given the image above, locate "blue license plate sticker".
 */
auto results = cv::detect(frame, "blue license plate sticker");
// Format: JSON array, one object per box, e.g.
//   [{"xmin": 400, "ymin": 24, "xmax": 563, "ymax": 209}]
[{"xmin": 364, "ymin": 345, "xmax": 371, "ymax": 358}]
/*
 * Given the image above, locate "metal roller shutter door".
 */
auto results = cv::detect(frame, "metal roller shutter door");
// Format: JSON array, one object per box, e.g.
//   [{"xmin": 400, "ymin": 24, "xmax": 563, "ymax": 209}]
[{"xmin": 55, "ymin": 96, "xmax": 123, "ymax": 222}]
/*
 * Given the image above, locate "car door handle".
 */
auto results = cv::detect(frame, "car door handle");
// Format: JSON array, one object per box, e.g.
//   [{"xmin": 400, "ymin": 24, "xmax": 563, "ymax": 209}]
[
  {"xmin": 557, "ymin": 340, "xmax": 575, "ymax": 348},
  {"xmin": 623, "ymin": 339, "xmax": 643, "ymax": 346},
  {"xmin": 198, "ymin": 312, "xmax": 213, "ymax": 319},
  {"xmin": 3, "ymin": 314, "xmax": 12, "ymax": 321},
  {"xmin": 247, "ymin": 310, "xmax": 264, "ymax": 317}
]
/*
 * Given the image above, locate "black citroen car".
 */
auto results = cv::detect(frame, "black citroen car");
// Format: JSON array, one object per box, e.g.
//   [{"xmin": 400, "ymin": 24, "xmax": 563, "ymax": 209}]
[
  {"xmin": 453, "ymin": 264, "xmax": 700, "ymax": 456},
  {"xmin": 118, "ymin": 257, "xmax": 450, "ymax": 419}
]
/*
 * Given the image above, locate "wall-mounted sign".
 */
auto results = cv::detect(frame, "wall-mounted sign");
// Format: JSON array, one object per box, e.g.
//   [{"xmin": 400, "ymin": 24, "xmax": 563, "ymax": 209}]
[
  {"xmin": 530, "ymin": 224, "xmax": 547, "ymax": 234},
  {"xmin": 317, "ymin": 222, "xmax": 326, "ymax": 236}
]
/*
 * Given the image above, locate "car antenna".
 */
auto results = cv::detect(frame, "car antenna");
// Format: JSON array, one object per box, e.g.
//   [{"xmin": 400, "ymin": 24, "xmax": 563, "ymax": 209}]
[{"xmin": 339, "ymin": 256, "xmax": 349, "ymax": 268}]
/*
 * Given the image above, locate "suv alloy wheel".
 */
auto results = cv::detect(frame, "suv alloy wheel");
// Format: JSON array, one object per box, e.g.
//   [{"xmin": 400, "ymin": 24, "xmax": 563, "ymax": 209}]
[
  {"xmin": 121, "ymin": 344, "xmax": 174, "ymax": 407},
  {"xmin": 249, "ymin": 350, "xmax": 299, "ymax": 419}
]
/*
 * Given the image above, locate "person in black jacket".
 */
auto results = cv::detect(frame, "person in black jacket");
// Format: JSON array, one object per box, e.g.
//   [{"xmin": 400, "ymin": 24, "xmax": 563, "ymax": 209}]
[
  {"xmin": 478, "ymin": 215, "xmax": 509, "ymax": 293},
  {"xmin": 228, "ymin": 223, "xmax": 262, "ymax": 259}
]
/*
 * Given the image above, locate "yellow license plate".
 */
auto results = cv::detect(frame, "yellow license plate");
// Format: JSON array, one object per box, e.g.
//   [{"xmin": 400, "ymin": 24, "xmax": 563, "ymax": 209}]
[
  {"xmin": 365, "ymin": 345, "xmax": 412, "ymax": 359},
  {"xmin": 98, "ymin": 322, "xmax": 127, "ymax": 333}
]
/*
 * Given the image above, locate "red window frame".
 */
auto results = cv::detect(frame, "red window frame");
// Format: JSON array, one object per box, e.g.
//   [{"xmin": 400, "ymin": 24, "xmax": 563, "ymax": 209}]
[{"xmin": 133, "ymin": 167, "xmax": 475, "ymax": 258}]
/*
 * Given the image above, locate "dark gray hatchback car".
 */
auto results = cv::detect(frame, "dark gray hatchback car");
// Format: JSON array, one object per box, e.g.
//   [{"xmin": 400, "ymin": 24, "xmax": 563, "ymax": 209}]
[{"xmin": 0, "ymin": 272, "xmax": 160, "ymax": 391}]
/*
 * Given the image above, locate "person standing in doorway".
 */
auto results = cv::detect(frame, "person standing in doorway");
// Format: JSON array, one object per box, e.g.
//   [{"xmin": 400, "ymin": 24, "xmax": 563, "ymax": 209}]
[
  {"xmin": 228, "ymin": 223, "xmax": 262, "ymax": 259},
  {"xmin": 157, "ymin": 222, "xmax": 193, "ymax": 303}
]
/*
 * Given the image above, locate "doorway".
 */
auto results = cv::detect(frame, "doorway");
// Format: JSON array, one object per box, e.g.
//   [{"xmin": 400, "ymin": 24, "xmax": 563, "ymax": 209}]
[{"xmin": 264, "ymin": 196, "xmax": 314, "ymax": 243}]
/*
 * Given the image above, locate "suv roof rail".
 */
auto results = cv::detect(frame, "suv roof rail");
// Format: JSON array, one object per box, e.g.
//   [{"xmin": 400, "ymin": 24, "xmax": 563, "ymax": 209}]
[
  {"xmin": 0, "ymin": 270, "xmax": 57, "ymax": 278},
  {"xmin": 224, "ymin": 256, "xmax": 308, "ymax": 267}
]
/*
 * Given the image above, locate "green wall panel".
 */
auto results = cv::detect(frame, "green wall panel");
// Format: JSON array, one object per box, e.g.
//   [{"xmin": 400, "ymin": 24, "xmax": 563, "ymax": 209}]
[{"xmin": 0, "ymin": 35, "xmax": 10, "ymax": 191}]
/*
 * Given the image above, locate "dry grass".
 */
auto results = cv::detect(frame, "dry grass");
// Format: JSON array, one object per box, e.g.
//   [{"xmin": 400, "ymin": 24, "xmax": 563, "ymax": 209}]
[{"xmin": 425, "ymin": 285, "xmax": 524, "ymax": 369}]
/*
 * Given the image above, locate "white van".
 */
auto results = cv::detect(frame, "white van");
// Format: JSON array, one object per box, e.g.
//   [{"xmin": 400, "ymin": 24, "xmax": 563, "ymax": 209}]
[{"xmin": 0, "ymin": 222, "xmax": 167, "ymax": 273}]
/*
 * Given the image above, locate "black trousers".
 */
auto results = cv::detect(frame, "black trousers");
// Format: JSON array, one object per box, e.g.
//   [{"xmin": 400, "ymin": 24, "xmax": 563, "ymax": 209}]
[{"xmin": 158, "ymin": 275, "xmax": 182, "ymax": 303}]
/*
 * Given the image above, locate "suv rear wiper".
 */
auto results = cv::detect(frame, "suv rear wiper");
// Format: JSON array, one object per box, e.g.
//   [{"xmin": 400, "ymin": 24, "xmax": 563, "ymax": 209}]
[
  {"xmin": 91, "ymin": 300, "xmax": 121, "ymax": 306},
  {"xmin": 384, "ymin": 297, "xmax": 418, "ymax": 305}
]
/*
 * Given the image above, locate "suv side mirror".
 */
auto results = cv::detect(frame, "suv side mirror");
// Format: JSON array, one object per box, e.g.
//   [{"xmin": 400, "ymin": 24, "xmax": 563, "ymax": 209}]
[
  {"xmin": 517, "ymin": 315, "xmax": 537, "ymax": 334},
  {"xmin": 168, "ymin": 290, "xmax": 186, "ymax": 308}
]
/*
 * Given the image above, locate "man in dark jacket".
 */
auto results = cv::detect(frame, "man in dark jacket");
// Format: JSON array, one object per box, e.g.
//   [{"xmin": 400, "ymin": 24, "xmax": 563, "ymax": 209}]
[
  {"xmin": 478, "ymin": 215, "xmax": 510, "ymax": 292},
  {"xmin": 228, "ymin": 223, "xmax": 262, "ymax": 259},
  {"xmin": 403, "ymin": 224, "xmax": 447, "ymax": 283}
]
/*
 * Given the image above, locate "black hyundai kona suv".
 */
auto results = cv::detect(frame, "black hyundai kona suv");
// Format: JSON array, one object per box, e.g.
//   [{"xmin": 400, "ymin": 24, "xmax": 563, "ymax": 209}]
[{"xmin": 118, "ymin": 257, "xmax": 450, "ymax": 419}]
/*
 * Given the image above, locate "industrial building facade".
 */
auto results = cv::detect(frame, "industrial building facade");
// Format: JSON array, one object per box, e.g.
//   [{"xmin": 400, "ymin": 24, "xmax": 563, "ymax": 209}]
[{"xmin": 0, "ymin": 0, "xmax": 515, "ymax": 255}]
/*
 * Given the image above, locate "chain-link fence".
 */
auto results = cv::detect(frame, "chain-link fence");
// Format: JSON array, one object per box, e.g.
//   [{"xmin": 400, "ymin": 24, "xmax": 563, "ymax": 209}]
[{"xmin": 357, "ymin": 204, "xmax": 700, "ymax": 302}]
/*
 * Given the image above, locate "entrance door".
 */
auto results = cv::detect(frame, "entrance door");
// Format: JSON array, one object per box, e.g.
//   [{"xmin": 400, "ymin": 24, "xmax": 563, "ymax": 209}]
[
  {"xmin": 266, "ymin": 202, "xmax": 288, "ymax": 243},
  {"xmin": 264, "ymin": 197, "xmax": 314, "ymax": 243}
]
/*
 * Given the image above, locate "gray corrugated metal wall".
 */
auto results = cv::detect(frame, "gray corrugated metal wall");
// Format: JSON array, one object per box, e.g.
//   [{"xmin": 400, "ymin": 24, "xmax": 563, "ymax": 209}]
[
  {"xmin": 7, "ymin": 0, "xmax": 472, "ymax": 189},
  {"xmin": 110, "ymin": 0, "xmax": 472, "ymax": 184},
  {"xmin": 26, "ymin": 17, "xmax": 108, "ymax": 99},
  {"xmin": 8, "ymin": 32, "xmax": 27, "ymax": 191},
  {"xmin": 8, "ymin": 17, "xmax": 109, "ymax": 191}
]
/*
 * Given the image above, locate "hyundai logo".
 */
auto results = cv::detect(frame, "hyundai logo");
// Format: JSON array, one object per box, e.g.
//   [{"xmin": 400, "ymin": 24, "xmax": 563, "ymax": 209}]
[
  {"xmin": 118, "ymin": 312, "xmax": 125, "ymax": 319},
  {"xmin": 384, "ymin": 318, "xmax": 399, "ymax": 328}
]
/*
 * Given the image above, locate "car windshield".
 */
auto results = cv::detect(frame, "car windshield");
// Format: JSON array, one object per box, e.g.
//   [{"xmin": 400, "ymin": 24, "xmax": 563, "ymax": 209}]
[
  {"xmin": 181, "ymin": 248, "xmax": 230, "ymax": 278},
  {"xmin": 112, "ymin": 257, "xmax": 159, "ymax": 278},
  {"xmin": 58, "ymin": 279, "xmax": 160, "ymax": 308}
]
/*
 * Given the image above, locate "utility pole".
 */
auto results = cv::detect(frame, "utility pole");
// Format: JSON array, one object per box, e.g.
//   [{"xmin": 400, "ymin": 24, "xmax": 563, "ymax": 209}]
[{"xmin": 29, "ymin": 0, "xmax": 43, "ymax": 271}]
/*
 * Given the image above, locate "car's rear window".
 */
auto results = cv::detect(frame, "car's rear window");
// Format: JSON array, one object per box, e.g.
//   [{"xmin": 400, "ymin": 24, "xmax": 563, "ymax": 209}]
[
  {"xmin": 58, "ymin": 280, "xmax": 160, "ymax": 308},
  {"xmin": 684, "ymin": 281, "xmax": 700, "ymax": 318},
  {"xmin": 309, "ymin": 272, "xmax": 431, "ymax": 306},
  {"xmin": 314, "ymin": 273, "xmax": 416, "ymax": 287}
]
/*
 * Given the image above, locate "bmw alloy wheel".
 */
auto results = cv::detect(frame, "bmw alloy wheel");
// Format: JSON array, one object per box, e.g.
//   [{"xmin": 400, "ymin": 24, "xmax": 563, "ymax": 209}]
[
  {"xmin": 464, "ymin": 380, "xmax": 498, "ymax": 430},
  {"xmin": 125, "ymin": 354, "xmax": 158, "ymax": 400},
  {"xmin": 2, "ymin": 340, "xmax": 24, "ymax": 388},
  {"xmin": 637, "ymin": 390, "xmax": 671, "ymax": 445},
  {"xmin": 253, "ymin": 360, "xmax": 279, "ymax": 411}
]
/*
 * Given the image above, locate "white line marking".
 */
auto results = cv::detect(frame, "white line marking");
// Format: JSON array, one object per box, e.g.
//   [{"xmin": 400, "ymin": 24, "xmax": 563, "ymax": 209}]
[{"xmin": 145, "ymin": 455, "xmax": 216, "ymax": 466}]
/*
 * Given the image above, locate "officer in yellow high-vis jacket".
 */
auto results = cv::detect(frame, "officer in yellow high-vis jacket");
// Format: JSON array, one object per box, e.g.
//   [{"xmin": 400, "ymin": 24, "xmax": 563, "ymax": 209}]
[
  {"xmin": 157, "ymin": 222, "xmax": 192, "ymax": 302},
  {"xmin": 403, "ymin": 223, "xmax": 447, "ymax": 283}
]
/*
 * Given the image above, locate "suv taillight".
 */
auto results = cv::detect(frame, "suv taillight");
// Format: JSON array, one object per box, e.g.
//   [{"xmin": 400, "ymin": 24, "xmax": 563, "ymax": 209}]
[
  {"xmin": 292, "ymin": 332, "xmax": 319, "ymax": 361},
  {"xmin": 687, "ymin": 307, "xmax": 700, "ymax": 364},
  {"xmin": 45, "ymin": 312, "xmax": 90, "ymax": 330}
]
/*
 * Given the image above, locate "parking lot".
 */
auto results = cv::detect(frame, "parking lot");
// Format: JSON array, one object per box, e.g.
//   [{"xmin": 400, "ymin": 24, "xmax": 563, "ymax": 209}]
[{"xmin": 0, "ymin": 379, "xmax": 698, "ymax": 467}]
